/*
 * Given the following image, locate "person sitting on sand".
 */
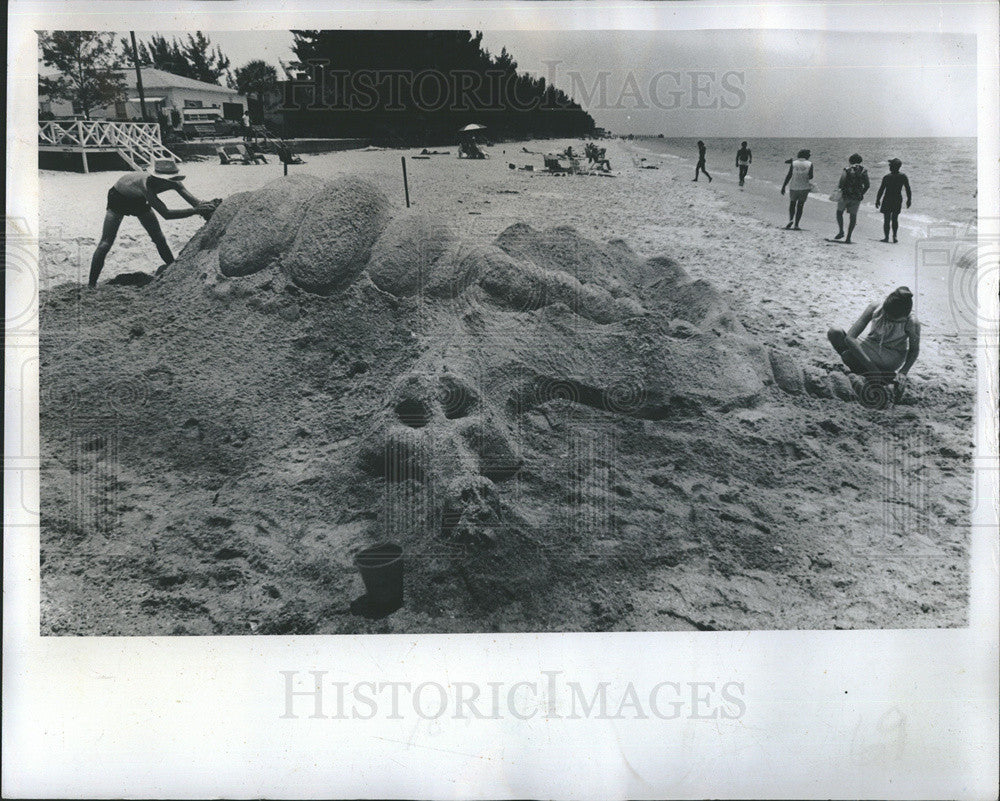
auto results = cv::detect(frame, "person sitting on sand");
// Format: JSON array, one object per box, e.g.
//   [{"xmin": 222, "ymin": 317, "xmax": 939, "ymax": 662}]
[
  {"xmin": 834, "ymin": 153, "xmax": 870, "ymax": 243},
  {"xmin": 875, "ymin": 158, "xmax": 912, "ymax": 243},
  {"xmin": 88, "ymin": 161, "xmax": 216, "ymax": 289},
  {"xmin": 780, "ymin": 149, "xmax": 814, "ymax": 229},
  {"xmin": 693, "ymin": 140, "xmax": 712, "ymax": 182},
  {"xmin": 827, "ymin": 286, "xmax": 920, "ymax": 401},
  {"xmin": 736, "ymin": 141, "xmax": 752, "ymax": 187}
]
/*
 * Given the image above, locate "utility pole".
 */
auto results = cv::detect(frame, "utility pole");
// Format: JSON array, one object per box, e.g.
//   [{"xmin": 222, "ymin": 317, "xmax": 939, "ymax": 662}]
[{"xmin": 129, "ymin": 32, "xmax": 148, "ymax": 121}]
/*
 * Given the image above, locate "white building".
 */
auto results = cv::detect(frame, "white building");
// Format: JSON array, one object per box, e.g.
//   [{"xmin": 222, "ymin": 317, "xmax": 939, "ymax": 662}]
[{"xmin": 42, "ymin": 68, "xmax": 246, "ymax": 128}]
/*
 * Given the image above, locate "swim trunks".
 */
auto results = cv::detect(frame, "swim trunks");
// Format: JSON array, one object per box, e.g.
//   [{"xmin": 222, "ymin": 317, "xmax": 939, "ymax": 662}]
[
  {"xmin": 789, "ymin": 189, "xmax": 809, "ymax": 203},
  {"xmin": 837, "ymin": 197, "xmax": 861, "ymax": 215},
  {"xmin": 106, "ymin": 187, "xmax": 152, "ymax": 217}
]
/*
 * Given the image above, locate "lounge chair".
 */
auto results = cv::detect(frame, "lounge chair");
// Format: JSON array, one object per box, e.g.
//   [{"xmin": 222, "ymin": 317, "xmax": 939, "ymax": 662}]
[
  {"xmin": 216, "ymin": 146, "xmax": 233, "ymax": 165},
  {"xmin": 276, "ymin": 143, "xmax": 304, "ymax": 165},
  {"xmin": 222, "ymin": 144, "xmax": 250, "ymax": 165},
  {"xmin": 235, "ymin": 143, "xmax": 267, "ymax": 165},
  {"xmin": 543, "ymin": 156, "xmax": 570, "ymax": 174}
]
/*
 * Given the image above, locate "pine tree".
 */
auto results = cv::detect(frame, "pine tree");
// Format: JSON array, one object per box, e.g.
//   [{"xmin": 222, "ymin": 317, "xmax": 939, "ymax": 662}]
[
  {"xmin": 120, "ymin": 31, "xmax": 232, "ymax": 85},
  {"xmin": 285, "ymin": 30, "xmax": 594, "ymax": 143},
  {"xmin": 39, "ymin": 31, "xmax": 127, "ymax": 119}
]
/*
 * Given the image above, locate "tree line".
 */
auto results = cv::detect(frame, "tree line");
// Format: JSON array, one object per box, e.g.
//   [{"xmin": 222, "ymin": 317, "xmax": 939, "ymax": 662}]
[
  {"xmin": 281, "ymin": 30, "xmax": 594, "ymax": 144},
  {"xmin": 38, "ymin": 29, "xmax": 596, "ymax": 145}
]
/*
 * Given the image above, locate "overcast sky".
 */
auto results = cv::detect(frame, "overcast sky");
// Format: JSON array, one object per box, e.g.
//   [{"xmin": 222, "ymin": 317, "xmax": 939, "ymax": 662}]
[{"xmin": 156, "ymin": 28, "xmax": 976, "ymax": 137}]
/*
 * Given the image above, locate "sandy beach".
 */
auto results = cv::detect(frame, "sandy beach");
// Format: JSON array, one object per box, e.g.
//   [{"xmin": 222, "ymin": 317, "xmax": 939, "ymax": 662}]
[{"xmin": 37, "ymin": 137, "xmax": 975, "ymax": 634}]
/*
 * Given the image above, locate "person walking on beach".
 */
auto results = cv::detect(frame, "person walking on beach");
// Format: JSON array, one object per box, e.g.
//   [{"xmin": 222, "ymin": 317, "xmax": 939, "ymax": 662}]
[
  {"xmin": 242, "ymin": 110, "xmax": 252, "ymax": 142},
  {"xmin": 736, "ymin": 141, "xmax": 752, "ymax": 188},
  {"xmin": 875, "ymin": 158, "xmax": 912, "ymax": 243},
  {"xmin": 834, "ymin": 153, "xmax": 870, "ymax": 243},
  {"xmin": 827, "ymin": 286, "xmax": 920, "ymax": 405},
  {"xmin": 780, "ymin": 149, "xmax": 814, "ymax": 229},
  {"xmin": 692, "ymin": 140, "xmax": 712, "ymax": 182},
  {"xmin": 88, "ymin": 161, "xmax": 216, "ymax": 289}
]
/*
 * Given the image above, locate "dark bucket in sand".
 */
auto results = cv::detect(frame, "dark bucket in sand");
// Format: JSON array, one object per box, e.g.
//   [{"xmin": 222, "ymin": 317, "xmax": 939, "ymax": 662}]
[{"xmin": 352, "ymin": 542, "xmax": 404, "ymax": 618}]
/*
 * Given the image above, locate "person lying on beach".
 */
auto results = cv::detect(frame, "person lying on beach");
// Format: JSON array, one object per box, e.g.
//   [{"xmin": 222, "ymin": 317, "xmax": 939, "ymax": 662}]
[
  {"xmin": 780, "ymin": 149, "xmax": 813, "ymax": 229},
  {"xmin": 834, "ymin": 153, "xmax": 870, "ymax": 243},
  {"xmin": 88, "ymin": 161, "xmax": 217, "ymax": 288},
  {"xmin": 826, "ymin": 286, "xmax": 920, "ymax": 401},
  {"xmin": 875, "ymin": 158, "xmax": 912, "ymax": 243},
  {"xmin": 736, "ymin": 141, "xmax": 752, "ymax": 187},
  {"xmin": 693, "ymin": 140, "xmax": 712, "ymax": 182}
]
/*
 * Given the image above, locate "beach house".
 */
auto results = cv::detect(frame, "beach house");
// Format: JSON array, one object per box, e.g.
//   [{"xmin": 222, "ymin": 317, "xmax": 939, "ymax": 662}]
[{"xmin": 40, "ymin": 68, "xmax": 247, "ymax": 132}]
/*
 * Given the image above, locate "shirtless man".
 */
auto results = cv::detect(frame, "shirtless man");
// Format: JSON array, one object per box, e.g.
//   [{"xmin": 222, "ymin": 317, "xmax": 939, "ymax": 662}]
[{"xmin": 88, "ymin": 160, "xmax": 216, "ymax": 288}]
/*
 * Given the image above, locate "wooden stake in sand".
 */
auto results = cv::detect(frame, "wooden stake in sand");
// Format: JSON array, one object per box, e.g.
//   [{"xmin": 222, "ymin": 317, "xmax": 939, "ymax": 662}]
[{"xmin": 401, "ymin": 156, "xmax": 410, "ymax": 208}]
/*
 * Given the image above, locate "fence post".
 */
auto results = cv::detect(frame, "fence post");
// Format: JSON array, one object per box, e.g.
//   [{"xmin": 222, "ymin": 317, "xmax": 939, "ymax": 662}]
[{"xmin": 401, "ymin": 156, "xmax": 410, "ymax": 208}]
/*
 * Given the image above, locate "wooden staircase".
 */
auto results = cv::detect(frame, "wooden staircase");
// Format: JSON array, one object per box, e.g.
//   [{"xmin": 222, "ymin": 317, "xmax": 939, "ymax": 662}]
[{"xmin": 39, "ymin": 120, "xmax": 181, "ymax": 172}]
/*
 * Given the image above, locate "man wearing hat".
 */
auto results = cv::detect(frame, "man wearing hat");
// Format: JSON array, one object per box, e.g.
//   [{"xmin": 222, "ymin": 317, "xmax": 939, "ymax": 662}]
[
  {"xmin": 88, "ymin": 160, "xmax": 218, "ymax": 288},
  {"xmin": 833, "ymin": 153, "xmax": 870, "ymax": 244}
]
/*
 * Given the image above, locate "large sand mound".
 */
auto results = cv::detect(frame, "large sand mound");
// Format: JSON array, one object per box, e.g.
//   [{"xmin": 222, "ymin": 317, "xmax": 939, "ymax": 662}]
[{"xmin": 38, "ymin": 173, "xmax": 970, "ymax": 635}]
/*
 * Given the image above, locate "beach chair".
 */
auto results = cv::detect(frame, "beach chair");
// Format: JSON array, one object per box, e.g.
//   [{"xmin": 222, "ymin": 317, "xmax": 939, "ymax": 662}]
[
  {"xmin": 543, "ymin": 155, "xmax": 570, "ymax": 174},
  {"xmin": 276, "ymin": 143, "xmax": 304, "ymax": 165},
  {"xmin": 222, "ymin": 145, "xmax": 251, "ymax": 165},
  {"xmin": 235, "ymin": 143, "xmax": 267, "ymax": 165},
  {"xmin": 216, "ymin": 146, "xmax": 233, "ymax": 165}
]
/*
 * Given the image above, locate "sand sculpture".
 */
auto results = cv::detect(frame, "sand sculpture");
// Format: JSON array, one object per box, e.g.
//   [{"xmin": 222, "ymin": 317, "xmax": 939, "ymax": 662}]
[{"xmin": 165, "ymin": 174, "xmax": 788, "ymax": 547}]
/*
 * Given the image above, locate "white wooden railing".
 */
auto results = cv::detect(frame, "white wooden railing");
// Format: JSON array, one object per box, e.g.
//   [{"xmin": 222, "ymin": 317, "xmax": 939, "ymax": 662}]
[{"xmin": 39, "ymin": 120, "xmax": 180, "ymax": 169}]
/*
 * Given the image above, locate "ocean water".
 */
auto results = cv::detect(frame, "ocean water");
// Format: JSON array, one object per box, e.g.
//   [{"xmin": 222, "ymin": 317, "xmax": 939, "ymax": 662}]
[{"xmin": 637, "ymin": 137, "xmax": 977, "ymax": 228}]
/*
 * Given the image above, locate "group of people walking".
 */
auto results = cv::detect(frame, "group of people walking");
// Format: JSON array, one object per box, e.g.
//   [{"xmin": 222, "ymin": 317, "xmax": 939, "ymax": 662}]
[
  {"xmin": 779, "ymin": 149, "xmax": 912, "ymax": 244},
  {"xmin": 695, "ymin": 142, "xmax": 914, "ymax": 244}
]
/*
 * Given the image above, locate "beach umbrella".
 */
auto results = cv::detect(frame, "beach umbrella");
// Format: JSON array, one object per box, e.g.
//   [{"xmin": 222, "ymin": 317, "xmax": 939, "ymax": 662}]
[{"xmin": 459, "ymin": 124, "xmax": 487, "ymax": 132}]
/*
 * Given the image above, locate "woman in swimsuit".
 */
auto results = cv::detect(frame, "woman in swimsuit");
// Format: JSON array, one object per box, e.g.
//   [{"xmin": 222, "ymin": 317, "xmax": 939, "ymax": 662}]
[
  {"xmin": 875, "ymin": 158, "xmax": 912, "ymax": 243},
  {"xmin": 827, "ymin": 286, "xmax": 921, "ymax": 403},
  {"xmin": 89, "ymin": 161, "xmax": 215, "ymax": 288}
]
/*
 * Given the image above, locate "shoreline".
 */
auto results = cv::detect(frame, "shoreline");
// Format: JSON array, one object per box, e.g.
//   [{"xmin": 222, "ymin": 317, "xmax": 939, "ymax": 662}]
[{"xmin": 627, "ymin": 137, "xmax": 976, "ymax": 235}]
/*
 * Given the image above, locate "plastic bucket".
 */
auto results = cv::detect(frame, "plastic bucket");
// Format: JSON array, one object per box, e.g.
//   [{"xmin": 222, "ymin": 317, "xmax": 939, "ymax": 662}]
[{"xmin": 353, "ymin": 542, "xmax": 404, "ymax": 616}]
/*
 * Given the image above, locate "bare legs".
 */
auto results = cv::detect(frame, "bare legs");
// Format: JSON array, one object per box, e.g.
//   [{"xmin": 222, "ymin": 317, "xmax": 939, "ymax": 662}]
[
  {"xmin": 88, "ymin": 210, "xmax": 173, "ymax": 288},
  {"xmin": 89, "ymin": 211, "xmax": 124, "ymax": 288},
  {"xmin": 693, "ymin": 162, "xmax": 712, "ymax": 182},
  {"xmin": 785, "ymin": 197, "xmax": 806, "ymax": 229},
  {"xmin": 827, "ymin": 327, "xmax": 876, "ymax": 375},
  {"xmin": 137, "ymin": 210, "xmax": 174, "ymax": 266},
  {"xmin": 835, "ymin": 209, "xmax": 858, "ymax": 243},
  {"xmin": 881, "ymin": 211, "xmax": 900, "ymax": 243}
]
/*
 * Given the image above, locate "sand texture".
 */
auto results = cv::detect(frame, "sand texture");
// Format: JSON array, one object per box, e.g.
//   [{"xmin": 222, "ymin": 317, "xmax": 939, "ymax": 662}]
[{"xmin": 37, "ymin": 140, "xmax": 974, "ymax": 634}]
